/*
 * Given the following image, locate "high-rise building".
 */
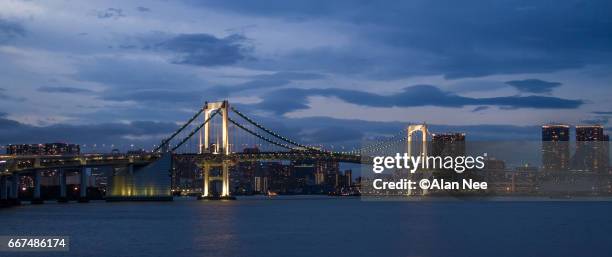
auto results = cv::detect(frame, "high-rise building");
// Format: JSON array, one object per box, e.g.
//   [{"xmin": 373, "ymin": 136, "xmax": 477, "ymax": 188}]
[
  {"xmin": 542, "ymin": 125, "xmax": 570, "ymax": 141},
  {"xmin": 344, "ymin": 170, "xmax": 352, "ymax": 187},
  {"xmin": 6, "ymin": 143, "xmax": 80, "ymax": 155},
  {"xmin": 576, "ymin": 125, "xmax": 605, "ymax": 141},
  {"xmin": 431, "ymin": 133, "xmax": 466, "ymax": 157},
  {"xmin": 541, "ymin": 124, "xmax": 570, "ymax": 172},
  {"xmin": 574, "ymin": 125, "xmax": 609, "ymax": 173}
]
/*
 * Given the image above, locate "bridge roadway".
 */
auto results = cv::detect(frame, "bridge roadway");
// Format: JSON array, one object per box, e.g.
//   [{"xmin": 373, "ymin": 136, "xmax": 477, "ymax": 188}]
[
  {"xmin": 176, "ymin": 151, "xmax": 363, "ymax": 164},
  {"xmin": 0, "ymin": 154, "xmax": 159, "ymax": 175},
  {"xmin": 0, "ymin": 151, "xmax": 364, "ymax": 175}
]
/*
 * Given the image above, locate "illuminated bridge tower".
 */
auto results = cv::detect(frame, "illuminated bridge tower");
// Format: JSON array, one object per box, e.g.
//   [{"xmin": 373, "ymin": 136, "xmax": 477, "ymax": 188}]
[
  {"xmin": 407, "ymin": 124, "xmax": 430, "ymax": 196},
  {"xmin": 407, "ymin": 124, "xmax": 429, "ymax": 159},
  {"xmin": 199, "ymin": 100, "xmax": 233, "ymax": 199}
]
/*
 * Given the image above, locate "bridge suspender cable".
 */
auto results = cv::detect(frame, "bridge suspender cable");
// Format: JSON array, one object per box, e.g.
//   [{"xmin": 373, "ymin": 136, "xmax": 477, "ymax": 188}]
[
  {"xmin": 352, "ymin": 129, "xmax": 407, "ymax": 154},
  {"xmin": 227, "ymin": 117, "xmax": 297, "ymax": 151},
  {"xmin": 171, "ymin": 109, "xmax": 220, "ymax": 152},
  {"xmin": 154, "ymin": 107, "xmax": 206, "ymax": 152},
  {"xmin": 230, "ymin": 107, "xmax": 321, "ymax": 152}
]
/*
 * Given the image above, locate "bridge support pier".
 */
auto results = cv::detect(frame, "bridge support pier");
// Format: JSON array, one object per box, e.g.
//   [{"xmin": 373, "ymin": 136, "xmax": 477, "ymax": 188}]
[
  {"xmin": 78, "ymin": 167, "xmax": 89, "ymax": 203},
  {"xmin": 9, "ymin": 174, "xmax": 20, "ymax": 205},
  {"xmin": 200, "ymin": 163, "xmax": 210, "ymax": 198},
  {"xmin": 58, "ymin": 169, "xmax": 68, "ymax": 203},
  {"xmin": 198, "ymin": 162, "xmax": 235, "ymax": 200},
  {"xmin": 220, "ymin": 161, "xmax": 233, "ymax": 199},
  {"xmin": 0, "ymin": 176, "xmax": 8, "ymax": 207},
  {"xmin": 31, "ymin": 171, "xmax": 43, "ymax": 204}
]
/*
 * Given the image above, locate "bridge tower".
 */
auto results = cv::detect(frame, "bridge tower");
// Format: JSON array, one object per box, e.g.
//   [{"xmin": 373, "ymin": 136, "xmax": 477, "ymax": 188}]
[
  {"xmin": 200, "ymin": 100, "xmax": 230, "ymax": 155},
  {"xmin": 407, "ymin": 124, "xmax": 431, "ymax": 196},
  {"xmin": 199, "ymin": 100, "xmax": 233, "ymax": 199},
  {"xmin": 407, "ymin": 124, "xmax": 429, "ymax": 159}
]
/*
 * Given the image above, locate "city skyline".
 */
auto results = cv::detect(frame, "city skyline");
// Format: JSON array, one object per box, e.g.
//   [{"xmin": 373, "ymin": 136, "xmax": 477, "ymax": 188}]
[{"xmin": 1, "ymin": 0, "xmax": 611, "ymax": 150}]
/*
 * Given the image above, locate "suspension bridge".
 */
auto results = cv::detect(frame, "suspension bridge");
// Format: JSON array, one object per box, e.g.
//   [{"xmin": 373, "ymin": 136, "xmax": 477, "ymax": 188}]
[{"xmin": 0, "ymin": 100, "xmax": 433, "ymax": 204}]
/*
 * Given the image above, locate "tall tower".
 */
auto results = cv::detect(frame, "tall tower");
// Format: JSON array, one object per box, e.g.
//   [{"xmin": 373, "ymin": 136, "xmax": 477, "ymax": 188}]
[
  {"xmin": 575, "ymin": 125, "xmax": 609, "ymax": 173},
  {"xmin": 199, "ymin": 100, "xmax": 233, "ymax": 199},
  {"xmin": 201, "ymin": 100, "xmax": 230, "ymax": 155},
  {"xmin": 407, "ymin": 124, "xmax": 428, "ymax": 159},
  {"xmin": 541, "ymin": 124, "xmax": 570, "ymax": 173}
]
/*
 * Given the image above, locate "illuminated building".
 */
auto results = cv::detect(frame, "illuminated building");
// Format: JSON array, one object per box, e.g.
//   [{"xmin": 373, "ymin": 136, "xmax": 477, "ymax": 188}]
[
  {"xmin": 576, "ymin": 125, "xmax": 605, "ymax": 141},
  {"xmin": 6, "ymin": 143, "xmax": 80, "ymax": 155},
  {"xmin": 344, "ymin": 170, "xmax": 352, "ymax": 187},
  {"xmin": 431, "ymin": 132, "xmax": 466, "ymax": 157},
  {"xmin": 541, "ymin": 124, "xmax": 570, "ymax": 172},
  {"xmin": 574, "ymin": 125, "xmax": 609, "ymax": 173}
]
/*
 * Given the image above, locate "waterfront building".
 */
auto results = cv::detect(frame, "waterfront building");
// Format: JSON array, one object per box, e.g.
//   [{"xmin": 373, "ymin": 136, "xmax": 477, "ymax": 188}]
[
  {"xmin": 6, "ymin": 143, "xmax": 80, "ymax": 155},
  {"xmin": 431, "ymin": 132, "xmax": 466, "ymax": 157},
  {"xmin": 541, "ymin": 124, "xmax": 570, "ymax": 172},
  {"xmin": 574, "ymin": 125, "xmax": 609, "ymax": 173}
]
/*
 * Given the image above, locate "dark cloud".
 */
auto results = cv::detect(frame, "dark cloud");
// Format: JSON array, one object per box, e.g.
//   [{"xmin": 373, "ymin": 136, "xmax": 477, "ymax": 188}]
[
  {"xmin": 195, "ymin": 0, "xmax": 612, "ymax": 79},
  {"xmin": 0, "ymin": 116, "xmax": 177, "ymax": 150},
  {"xmin": 301, "ymin": 126, "xmax": 364, "ymax": 143},
  {"xmin": 250, "ymin": 71, "xmax": 325, "ymax": 81},
  {"xmin": 592, "ymin": 111, "xmax": 612, "ymax": 115},
  {"xmin": 75, "ymin": 57, "xmax": 203, "ymax": 90},
  {"xmin": 231, "ymin": 79, "xmax": 289, "ymax": 92},
  {"xmin": 38, "ymin": 86, "xmax": 94, "ymax": 94},
  {"xmin": 160, "ymin": 33, "xmax": 253, "ymax": 66},
  {"xmin": 253, "ymin": 85, "xmax": 584, "ymax": 114},
  {"xmin": 505, "ymin": 79, "xmax": 562, "ymax": 94},
  {"xmin": 228, "ymin": 72, "xmax": 325, "ymax": 92},
  {"xmin": 96, "ymin": 8, "xmax": 125, "ymax": 19},
  {"xmin": 0, "ymin": 18, "xmax": 25, "ymax": 43},
  {"xmin": 472, "ymin": 106, "xmax": 490, "ymax": 112},
  {"xmin": 581, "ymin": 117, "xmax": 609, "ymax": 125},
  {"xmin": 91, "ymin": 69, "xmax": 324, "ymax": 105},
  {"xmin": 101, "ymin": 89, "xmax": 206, "ymax": 105},
  {"xmin": 137, "ymin": 6, "xmax": 151, "ymax": 12},
  {"xmin": 0, "ymin": 88, "xmax": 26, "ymax": 102}
]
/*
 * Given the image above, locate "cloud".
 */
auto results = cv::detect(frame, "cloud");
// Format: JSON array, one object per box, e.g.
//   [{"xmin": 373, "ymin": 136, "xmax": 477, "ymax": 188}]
[
  {"xmin": 581, "ymin": 117, "xmax": 609, "ymax": 125},
  {"xmin": 0, "ymin": 88, "xmax": 26, "ymax": 102},
  {"xmin": 0, "ymin": 18, "xmax": 25, "ymax": 43},
  {"xmin": 231, "ymin": 79, "xmax": 290, "ymax": 92},
  {"xmin": 301, "ymin": 126, "xmax": 364, "ymax": 143},
  {"xmin": 101, "ymin": 89, "xmax": 206, "ymax": 105},
  {"xmin": 253, "ymin": 85, "xmax": 584, "ymax": 114},
  {"xmin": 228, "ymin": 72, "xmax": 325, "ymax": 92},
  {"xmin": 592, "ymin": 111, "xmax": 612, "ymax": 115},
  {"xmin": 74, "ymin": 57, "xmax": 204, "ymax": 90},
  {"xmin": 38, "ymin": 86, "xmax": 94, "ymax": 94},
  {"xmin": 250, "ymin": 71, "xmax": 325, "ymax": 81},
  {"xmin": 0, "ymin": 116, "xmax": 177, "ymax": 149},
  {"xmin": 472, "ymin": 106, "xmax": 489, "ymax": 112},
  {"xmin": 196, "ymin": 0, "xmax": 612, "ymax": 79},
  {"xmin": 96, "ymin": 8, "xmax": 125, "ymax": 19},
  {"xmin": 505, "ymin": 79, "xmax": 562, "ymax": 94},
  {"xmin": 137, "ymin": 6, "xmax": 151, "ymax": 12},
  {"xmin": 160, "ymin": 33, "xmax": 253, "ymax": 66}
]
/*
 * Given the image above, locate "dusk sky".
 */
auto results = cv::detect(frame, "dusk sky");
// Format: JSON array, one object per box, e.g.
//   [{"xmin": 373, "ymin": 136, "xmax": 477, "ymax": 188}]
[{"xmin": 0, "ymin": 0, "xmax": 611, "ymax": 150}]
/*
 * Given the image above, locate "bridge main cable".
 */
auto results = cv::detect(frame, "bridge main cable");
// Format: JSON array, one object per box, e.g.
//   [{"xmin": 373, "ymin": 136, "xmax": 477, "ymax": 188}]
[
  {"xmin": 154, "ymin": 107, "xmax": 206, "ymax": 152},
  {"xmin": 227, "ymin": 117, "xmax": 297, "ymax": 151},
  {"xmin": 170, "ymin": 109, "xmax": 220, "ymax": 152},
  {"xmin": 230, "ymin": 106, "xmax": 322, "ymax": 152},
  {"xmin": 351, "ymin": 129, "xmax": 407, "ymax": 155}
]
